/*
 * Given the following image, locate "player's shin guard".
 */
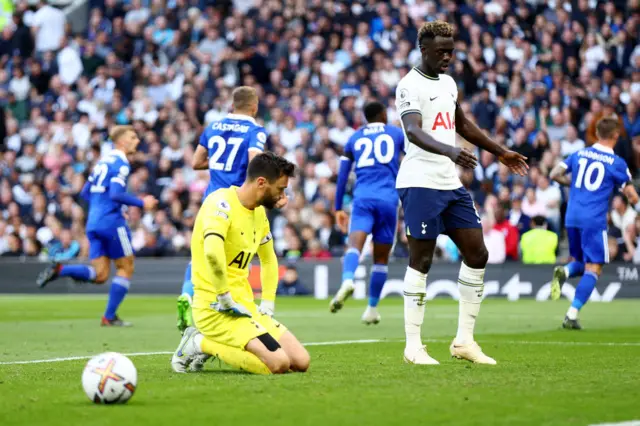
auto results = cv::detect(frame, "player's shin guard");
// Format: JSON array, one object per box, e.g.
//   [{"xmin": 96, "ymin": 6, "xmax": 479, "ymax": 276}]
[
  {"xmin": 180, "ymin": 262, "xmax": 194, "ymax": 298},
  {"xmin": 58, "ymin": 265, "xmax": 96, "ymax": 282},
  {"xmin": 455, "ymin": 263, "xmax": 485, "ymax": 345},
  {"xmin": 197, "ymin": 335, "xmax": 271, "ymax": 375},
  {"xmin": 104, "ymin": 276, "xmax": 130, "ymax": 320},
  {"xmin": 565, "ymin": 261, "xmax": 585, "ymax": 279},
  {"xmin": 368, "ymin": 264, "xmax": 388, "ymax": 307},
  {"xmin": 403, "ymin": 267, "xmax": 427, "ymax": 350},
  {"xmin": 567, "ymin": 271, "xmax": 598, "ymax": 320},
  {"xmin": 341, "ymin": 248, "xmax": 360, "ymax": 286}
]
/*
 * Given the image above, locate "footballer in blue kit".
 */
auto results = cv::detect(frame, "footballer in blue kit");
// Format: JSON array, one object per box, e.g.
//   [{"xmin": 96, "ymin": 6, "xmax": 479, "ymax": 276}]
[
  {"xmin": 177, "ymin": 86, "xmax": 267, "ymax": 333},
  {"xmin": 550, "ymin": 116, "xmax": 638, "ymax": 329},
  {"xmin": 36, "ymin": 126, "xmax": 158, "ymax": 326},
  {"xmin": 329, "ymin": 102, "xmax": 405, "ymax": 324}
]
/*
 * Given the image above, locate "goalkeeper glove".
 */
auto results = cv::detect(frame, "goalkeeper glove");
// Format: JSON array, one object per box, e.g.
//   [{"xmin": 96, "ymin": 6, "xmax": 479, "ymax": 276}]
[
  {"xmin": 211, "ymin": 293, "xmax": 252, "ymax": 318},
  {"xmin": 258, "ymin": 300, "xmax": 275, "ymax": 317}
]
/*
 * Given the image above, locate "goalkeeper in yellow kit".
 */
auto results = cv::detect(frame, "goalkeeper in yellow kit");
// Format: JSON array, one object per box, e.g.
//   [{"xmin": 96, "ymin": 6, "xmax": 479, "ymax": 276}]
[{"xmin": 171, "ymin": 152, "xmax": 310, "ymax": 375}]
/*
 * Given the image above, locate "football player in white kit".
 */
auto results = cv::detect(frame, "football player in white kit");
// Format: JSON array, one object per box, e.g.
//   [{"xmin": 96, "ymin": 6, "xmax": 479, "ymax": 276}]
[{"xmin": 395, "ymin": 21, "xmax": 529, "ymax": 365}]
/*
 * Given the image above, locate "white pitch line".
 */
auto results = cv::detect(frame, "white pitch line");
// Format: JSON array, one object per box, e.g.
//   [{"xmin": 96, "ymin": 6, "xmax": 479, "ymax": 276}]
[
  {"xmin": 0, "ymin": 339, "xmax": 387, "ymax": 365},
  {"xmin": 1, "ymin": 338, "xmax": 639, "ymax": 366}
]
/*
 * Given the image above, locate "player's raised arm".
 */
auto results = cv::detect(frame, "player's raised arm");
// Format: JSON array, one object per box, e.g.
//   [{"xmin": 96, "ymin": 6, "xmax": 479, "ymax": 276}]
[
  {"xmin": 454, "ymin": 104, "xmax": 528, "ymax": 176},
  {"xmin": 400, "ymin": 112, "xmax": 478, "ymax": 170}
]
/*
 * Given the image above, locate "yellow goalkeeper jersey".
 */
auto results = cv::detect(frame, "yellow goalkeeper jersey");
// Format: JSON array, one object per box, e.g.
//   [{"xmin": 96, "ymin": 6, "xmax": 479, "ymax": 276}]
[{"xmin": 191, "ymin": 186, "xmax": 272, "ymax": 308}]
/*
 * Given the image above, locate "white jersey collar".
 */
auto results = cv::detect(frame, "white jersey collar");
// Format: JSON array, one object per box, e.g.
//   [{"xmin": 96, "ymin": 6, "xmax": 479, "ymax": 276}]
[
  {"xmin": 366, "ymin": 122, "xmax": 385, "ymax": 126},
  {"xmin": 593, "ymin": 143, "xmax": 614, "ymax": 154},
  {"xmin": 227, "ymin": 113, "xmax": 257, "ymax": 125},
  {"xmin": 111, "ymin": 149, "xmax": 129, "ymax": 164}
]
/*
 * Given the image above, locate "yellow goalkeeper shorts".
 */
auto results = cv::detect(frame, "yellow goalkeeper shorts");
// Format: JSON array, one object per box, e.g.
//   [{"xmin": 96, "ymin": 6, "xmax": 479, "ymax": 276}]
[{"xmin": 192, "ymin": 300, "xmax": 287, "ymax": 349}]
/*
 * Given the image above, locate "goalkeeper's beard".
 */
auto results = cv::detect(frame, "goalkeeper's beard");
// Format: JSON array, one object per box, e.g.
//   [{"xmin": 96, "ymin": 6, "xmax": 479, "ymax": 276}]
[{"xmin": 259, "ymin": 193, "xmax": 279, "ymax": 210}]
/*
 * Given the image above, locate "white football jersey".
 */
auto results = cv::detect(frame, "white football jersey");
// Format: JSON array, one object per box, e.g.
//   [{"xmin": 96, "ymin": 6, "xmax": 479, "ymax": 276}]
[{"xmin": 395, "ymin": 68, "xmax": 462, "ymax": 190}]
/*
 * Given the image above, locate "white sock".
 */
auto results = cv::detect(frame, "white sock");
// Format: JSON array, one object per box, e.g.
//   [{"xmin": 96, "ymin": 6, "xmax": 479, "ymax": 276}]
[
  {"xmin": 455, "ymin": 262, "xmax": 485, "ymax": 345},
  {"xmin": 566, "ymin": 306, "xmax": 578, "ymax": 320},
  {"xmin": 193, "ymin": 333, "xmax": 204, "ymax": 354},
  {"xmin": 403, "ymin": 267, "xmax": 427, "ymax": 351}
]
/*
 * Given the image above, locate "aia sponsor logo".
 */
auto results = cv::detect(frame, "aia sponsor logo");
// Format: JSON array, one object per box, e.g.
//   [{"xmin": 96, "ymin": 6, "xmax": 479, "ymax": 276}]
[{"xmin": 431, "ymin": 112, "xmax": 455, "ymax": 130}]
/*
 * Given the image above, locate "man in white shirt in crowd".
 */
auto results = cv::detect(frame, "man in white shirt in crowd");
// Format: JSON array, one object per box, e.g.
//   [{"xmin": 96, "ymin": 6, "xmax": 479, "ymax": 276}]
[
  {"xmin": 535, "ymin": 175, "xmax": 562, "ymax": 233},
  {"xmin": 611, "ymin": 194, "xmax": 638, "ymax": 234},
  {"xmin": 482, "ymin": 214, "xmax": 506, "ymax": 264},
  {"xmin": 31, "ymin": 0, "xmax": 66, "ymax": 53}
]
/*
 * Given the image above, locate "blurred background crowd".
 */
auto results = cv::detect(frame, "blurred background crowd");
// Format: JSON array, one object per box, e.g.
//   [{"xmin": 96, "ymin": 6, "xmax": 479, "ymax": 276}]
[{"xmin": 0, "ymin": 0, "xmax": 639, "ymax": 264}]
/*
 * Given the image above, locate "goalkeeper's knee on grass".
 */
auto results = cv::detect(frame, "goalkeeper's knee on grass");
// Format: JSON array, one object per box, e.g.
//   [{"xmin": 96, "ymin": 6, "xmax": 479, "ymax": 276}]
[{"xmin": 198, "ymin": 335, "xmax": 290, "ymax": 375}]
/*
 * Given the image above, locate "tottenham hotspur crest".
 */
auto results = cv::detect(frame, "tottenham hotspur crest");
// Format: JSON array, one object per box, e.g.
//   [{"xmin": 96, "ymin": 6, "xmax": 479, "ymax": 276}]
[{"xmin": 421, "ymin": 222, "xmax": 427, "ymax": 235}]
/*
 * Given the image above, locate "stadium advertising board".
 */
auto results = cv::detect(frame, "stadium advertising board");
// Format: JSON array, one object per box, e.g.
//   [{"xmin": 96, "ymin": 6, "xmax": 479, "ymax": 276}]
[{"xmin": 0, "ymin": 259, "xmax": 638, "ymax": 301}]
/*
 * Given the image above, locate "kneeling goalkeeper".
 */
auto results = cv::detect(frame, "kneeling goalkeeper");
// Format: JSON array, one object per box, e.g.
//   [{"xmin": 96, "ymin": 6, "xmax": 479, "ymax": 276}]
[{"xmin": 171, "ymin": 152, "xmax": 310, "ymax": 374}]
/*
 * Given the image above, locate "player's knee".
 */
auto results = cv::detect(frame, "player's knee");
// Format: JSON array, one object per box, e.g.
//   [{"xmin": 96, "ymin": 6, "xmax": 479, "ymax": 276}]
[
  {"xmin": 94, "ymin": 269, "xmax": 109, "ymax": 284},
  {"xmin": 585, "ymin": 263, "xmax": 602, "ymax": 276},
  {"xmin": 289, "ymin": 348, "xmax": 310, "ymax": 373},
  {"xmin": 265, "ymin": 350, "xmax": 291, "ymax": 374},
  {"xmin": 465, "ymin": 247, "xmax": 489, "ymax": 269},
  {"xmin": 409, "ymin": 257, "xmax": 432, "ymax": 274}
]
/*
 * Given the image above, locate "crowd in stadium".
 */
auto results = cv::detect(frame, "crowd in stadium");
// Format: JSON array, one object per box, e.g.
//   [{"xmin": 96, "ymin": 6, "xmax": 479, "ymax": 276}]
[{"xmin": 0, "ymin": 0, "xmax": 639, "ymax": 264}]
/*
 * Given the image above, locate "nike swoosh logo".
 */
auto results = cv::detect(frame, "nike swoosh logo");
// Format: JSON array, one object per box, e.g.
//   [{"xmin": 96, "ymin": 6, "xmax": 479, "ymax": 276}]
[{"xmin": 430, "ymin": 97, "xmax": 438, "ymax": 101}]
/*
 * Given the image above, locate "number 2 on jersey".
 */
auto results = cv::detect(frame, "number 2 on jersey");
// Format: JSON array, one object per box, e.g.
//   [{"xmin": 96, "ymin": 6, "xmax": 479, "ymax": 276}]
[
  {"xmin": 208, "ymin": 136, "xmax": 243, "ymax": 171},
  {"xmin": 354, "ymin": 134, "xmax": 394, "ymax": 168},
  {"xmin": 574, "ymin": 158, "xmax": 605, "ymax": 191}
]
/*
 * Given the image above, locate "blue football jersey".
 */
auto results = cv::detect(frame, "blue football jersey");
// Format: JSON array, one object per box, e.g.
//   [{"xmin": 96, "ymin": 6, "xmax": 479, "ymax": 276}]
[
  {"xmin": 199, "ymin": 114, "xmax": 266, "ymax": 199},
  {"xmin": 563, "ymin": 144, "xmax": 632, "ymax": 229},
  {"xmin": 343, "ymin": 123, "xmax": 405, "ymax": 203},
  {"xmin": 86, "ymin": 150, "xmax": 131, "ymax": 231}
]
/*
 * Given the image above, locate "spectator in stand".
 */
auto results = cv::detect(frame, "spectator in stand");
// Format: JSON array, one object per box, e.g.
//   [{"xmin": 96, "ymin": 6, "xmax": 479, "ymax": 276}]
[
  {"xmin": 482, "ymin": 213, "xmax": 506, "ymax": 265},
  {"xmin": 509, "ymin": 196, "xmax": 531, "ymax": 237},
  {"xmin": 520, "ymin": 216, "xmax": 558, "ymax": 264},
  {"xmin": 0, "ymin": 0, "xmax": 638, "ymax": 261},
  {"xmin": 277, "ymin": 265, "xmax": 311, "ymax": 296},
  {"xmin": 48, "ymin": 228, "xmax": 80, "ymax": 261},
  {"xmin": 493, "ymin": 204, "xmax": 519, "ymax": 261},
  {"xmin": 535, "ymin": 175, "xmax": 562, "ymax": 234},
  {"xmin": 303, "ymin": 239, "xmax": 331, "ymax": 260}
]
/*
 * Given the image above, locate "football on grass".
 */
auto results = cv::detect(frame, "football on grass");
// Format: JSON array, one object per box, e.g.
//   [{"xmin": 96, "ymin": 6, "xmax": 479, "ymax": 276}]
[{"xmin": 82, "ymin": 352, "xmax": 137, "ymax": 404}]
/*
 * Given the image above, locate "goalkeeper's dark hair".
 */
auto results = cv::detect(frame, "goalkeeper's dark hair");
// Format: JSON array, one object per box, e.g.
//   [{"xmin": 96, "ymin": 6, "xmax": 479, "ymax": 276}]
[
  {"xmin": 363, "ymin": 101, "xmax": 386, "ymax": 123},
  {"xmin": 247, "ymin": 152, "xmax": 296, "ymax": 182},
  {"xmin": 418, "ymin": 20, "xmax": 453, "ymax": 46}
]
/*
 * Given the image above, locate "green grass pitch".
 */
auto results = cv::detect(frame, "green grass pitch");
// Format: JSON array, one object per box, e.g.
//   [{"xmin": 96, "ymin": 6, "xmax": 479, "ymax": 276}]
[{"xmin": 1, "ymin": 296, "xmax": 639, "ymax": 426}]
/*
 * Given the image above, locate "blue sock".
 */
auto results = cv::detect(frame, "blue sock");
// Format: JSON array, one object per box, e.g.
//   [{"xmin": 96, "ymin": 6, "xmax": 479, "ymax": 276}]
[
  {"xmin": 180, "ymin": 262, "xmax": 194, "ymax": 297},
  {"xmin": 341, "ymin": 248, "xmax": 360, "ymax": 282},
  {"xmin": 571, "ymin": 271, "xmax": 598, "ymax": 311},
  {"xmin": 368, "ymin": 264, "xmax": 388, "ymax": 307},
  {"xmin": 104, "ymin": 276, "xmax": 130, "ymax": 320},
  {"xmin": 566, "ymin": 261, "xmax": 585, "ymax": 278},
  {"xmin": 59, "ymin": 264, "xmax": 96, "ymax": 281}
]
